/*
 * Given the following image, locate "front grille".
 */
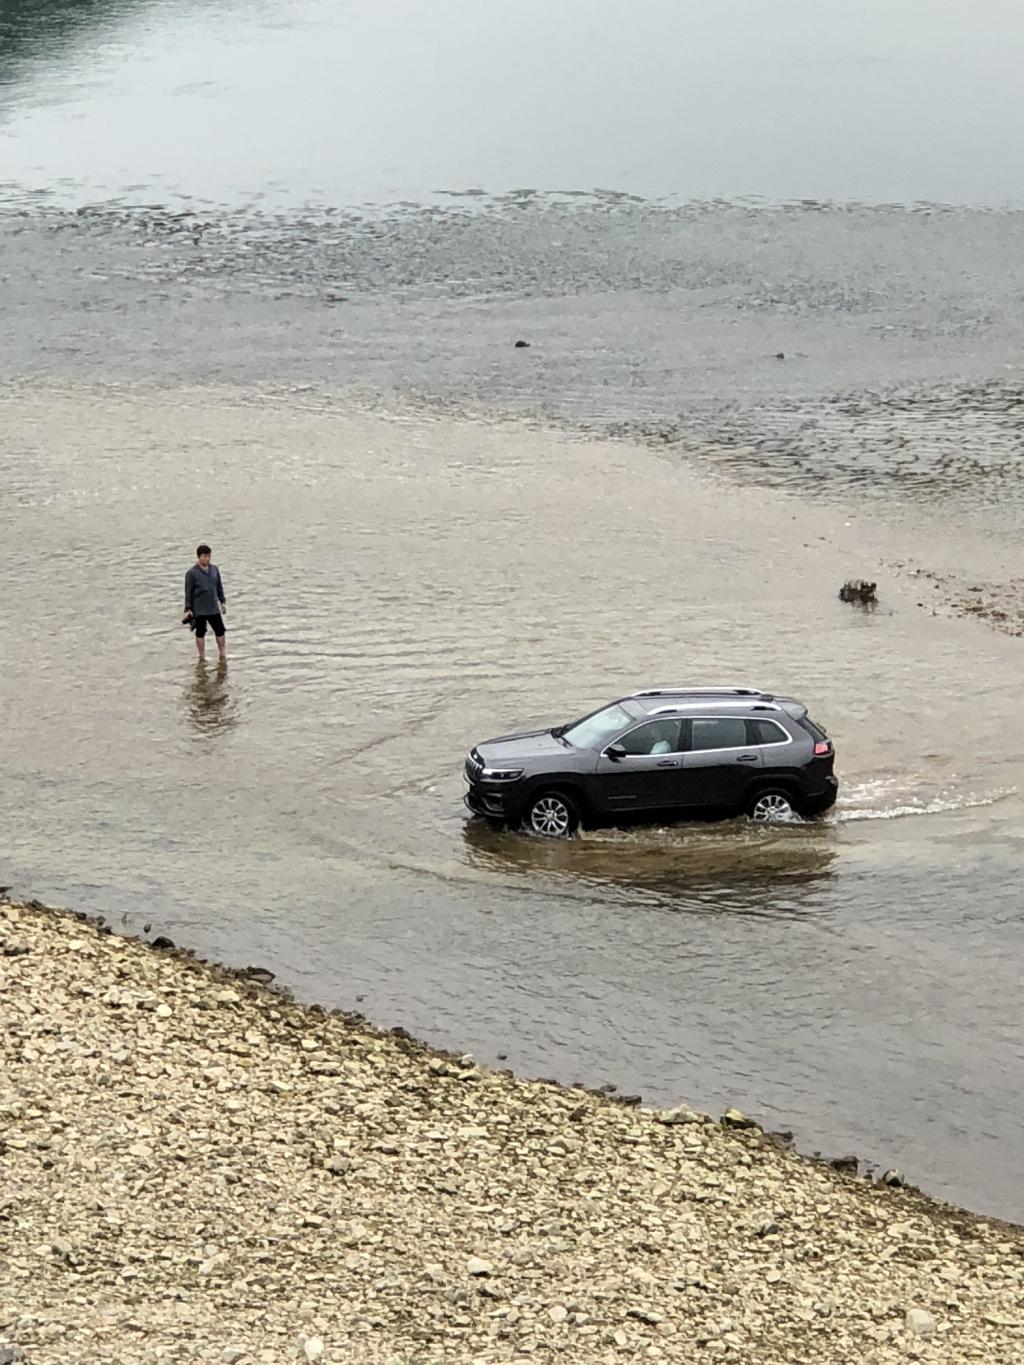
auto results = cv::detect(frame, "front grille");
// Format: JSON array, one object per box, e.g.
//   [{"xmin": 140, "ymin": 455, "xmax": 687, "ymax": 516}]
[{"xmin": 464, "ymin": 751, "xmax": 484, "ymax": 783}]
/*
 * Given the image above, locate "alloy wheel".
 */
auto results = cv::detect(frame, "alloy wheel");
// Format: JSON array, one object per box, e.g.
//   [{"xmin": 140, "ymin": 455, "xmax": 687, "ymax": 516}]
[{"xmin": 529, "ymin": 795, "xmax": 572, "ymax": 837}]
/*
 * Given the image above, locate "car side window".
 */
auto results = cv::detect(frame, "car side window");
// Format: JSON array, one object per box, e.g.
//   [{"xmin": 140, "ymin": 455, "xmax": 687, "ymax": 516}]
[
  {"xmin": 747, "ymin": 718, "xmax": 789, "ymax": 745},
  {"xmin": 689, "ymin": 717, "xmax": 748, "ymax": 751},
  {"xmin": 615, "ymin": 719, "xmax": 683, "ymax": 755}
]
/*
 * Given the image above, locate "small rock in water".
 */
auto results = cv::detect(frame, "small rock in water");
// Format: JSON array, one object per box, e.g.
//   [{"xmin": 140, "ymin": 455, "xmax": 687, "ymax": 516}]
[
  {"xmin": 150, "ymin": 936, "xmax": 176, "ymax": 950},
  {"xmin": 240, "ymin": 965, "xmax": 276, "ymax": 985},
  {"xmin": 721, "ymin": 1107, "xmax": 759, "ymax": 1130},
  {"xmin": 905, "ymin": 1308, "xmax": 937, "ymax": 1338},
  {"xmin": 838, "ymin": 578, "xmax": 878, "ymax": 605},
  {"xmin": 774, "ymin": 351, "xmax": 785, "ymax": 359},
  {"xmin": 881, "ymin": 1168, "xmax": 907, "ymax": 1187},
  {"xmin": 829, "ymin": 1154, "xmax": 860, "ymax": 1175},
  {"xmin": 513, "ymin": 339, "xmax": 530, "ymax": 348}
]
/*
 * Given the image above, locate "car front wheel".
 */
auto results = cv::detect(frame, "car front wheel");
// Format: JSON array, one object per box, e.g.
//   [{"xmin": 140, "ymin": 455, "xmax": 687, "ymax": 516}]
[
  {"xmin": 746, "ymin": 788, "xmax": 800, "ymax": 823},
  {"xmin": 525, "ymin": 790, "xmax": 580, "ymax": 838}
]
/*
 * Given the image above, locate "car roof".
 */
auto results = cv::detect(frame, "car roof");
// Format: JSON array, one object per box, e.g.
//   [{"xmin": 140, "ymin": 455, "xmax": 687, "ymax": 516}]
[{"xmin": 622, "ymin": 686, "xmax": 806, "ymax": 718}]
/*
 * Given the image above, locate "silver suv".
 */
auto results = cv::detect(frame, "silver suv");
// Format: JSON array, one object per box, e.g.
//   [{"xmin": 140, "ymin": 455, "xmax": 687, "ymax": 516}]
[{"xmin": 464, "ymin": 686, "xmax": 838, "ymax": 837}]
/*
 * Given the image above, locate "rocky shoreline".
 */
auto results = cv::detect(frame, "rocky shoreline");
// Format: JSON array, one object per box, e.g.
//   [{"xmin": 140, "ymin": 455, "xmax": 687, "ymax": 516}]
[{"xmin": 1, "ymin": 897, "xmax": 1022, "ymax": 1365}]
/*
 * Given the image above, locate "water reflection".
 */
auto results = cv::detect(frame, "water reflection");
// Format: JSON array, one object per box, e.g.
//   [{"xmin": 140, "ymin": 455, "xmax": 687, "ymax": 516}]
[
  {"xmin": 0, "ymin": 0, "xmax": 138, "ymax": 72},
  {"xmin": 180, "ymin": 660, "xmax": 236, "ymax": 738},
  {"xmin": 461, "ymin": 818, "xmax": 837, "ymax": 915}
]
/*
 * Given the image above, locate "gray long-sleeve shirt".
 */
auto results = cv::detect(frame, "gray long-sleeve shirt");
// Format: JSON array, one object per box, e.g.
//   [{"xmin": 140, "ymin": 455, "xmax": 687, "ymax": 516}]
[{"xmin": 184, "ymin": 563, "xmax": 226, "ymax": 617}]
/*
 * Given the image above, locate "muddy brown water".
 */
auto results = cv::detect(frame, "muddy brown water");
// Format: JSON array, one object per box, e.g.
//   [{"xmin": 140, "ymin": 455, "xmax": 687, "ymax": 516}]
[
  {"xmin": 2, "ymin": 385, "xmax": 1023, "ymax": 1224},
  {"xmin": 3, "ymin": 0, "xmax": 1024, "ymax": 1222}
]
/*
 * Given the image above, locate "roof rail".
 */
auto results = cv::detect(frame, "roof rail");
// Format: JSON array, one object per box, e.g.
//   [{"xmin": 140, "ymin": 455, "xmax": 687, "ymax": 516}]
[{"xmin": 629, "ymin": 685, "xmax": 771, "ymax": 699}]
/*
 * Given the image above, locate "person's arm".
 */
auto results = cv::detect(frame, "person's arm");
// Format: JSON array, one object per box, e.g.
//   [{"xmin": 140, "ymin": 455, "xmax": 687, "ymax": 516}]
[
  {"xmin": 184, "ymin": 568, "xmax": 194, "ymax": 616},
  {"xmin": 216, "ymin": 566, "xmax": 226, "ymax": 612}
]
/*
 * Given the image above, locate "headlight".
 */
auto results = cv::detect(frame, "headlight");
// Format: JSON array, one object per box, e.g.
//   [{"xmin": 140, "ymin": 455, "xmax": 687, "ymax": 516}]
[{"xmin": 481, "ymin": 767, "xmax": 524, "ymax": 781}]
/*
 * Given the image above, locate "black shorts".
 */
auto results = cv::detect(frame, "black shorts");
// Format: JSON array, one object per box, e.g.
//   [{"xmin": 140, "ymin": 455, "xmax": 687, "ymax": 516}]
[{"xmin": 193, "ymin": 613, "xmax": 226, "ymax": 639}]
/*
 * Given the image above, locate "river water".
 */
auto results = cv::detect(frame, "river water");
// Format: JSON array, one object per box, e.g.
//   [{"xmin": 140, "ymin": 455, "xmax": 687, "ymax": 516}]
[{"xmin": 2, "ymin": 0, "xmax": 1024, "ymax": 1221}]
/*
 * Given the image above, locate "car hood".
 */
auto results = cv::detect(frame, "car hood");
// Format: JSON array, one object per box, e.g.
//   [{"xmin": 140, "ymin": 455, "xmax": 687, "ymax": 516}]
[{"xmin": 475, "ymin": 729, "xmax": 567, "ymax": 762}]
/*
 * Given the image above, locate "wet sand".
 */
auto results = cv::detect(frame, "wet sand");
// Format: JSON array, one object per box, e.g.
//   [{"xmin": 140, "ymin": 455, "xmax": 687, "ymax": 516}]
[{"xmin": 2, "ymin": 894, "xmax": 1023, "ymax": 1365}]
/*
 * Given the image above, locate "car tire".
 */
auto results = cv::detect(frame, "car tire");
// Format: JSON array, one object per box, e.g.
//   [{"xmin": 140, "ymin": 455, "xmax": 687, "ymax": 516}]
[
  {"xmin": 745, "ymin": 787, "xmax": 801, "ymax": 823},
  {"xmin": 525, "ymin": 790, "xmax": 581, "ymax": 838}
]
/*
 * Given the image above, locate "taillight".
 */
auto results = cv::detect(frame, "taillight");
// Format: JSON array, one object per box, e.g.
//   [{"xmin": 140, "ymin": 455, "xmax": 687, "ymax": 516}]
[{"xmin": 814, "ymin": 741, "xmax": 832, "ymax": 756}]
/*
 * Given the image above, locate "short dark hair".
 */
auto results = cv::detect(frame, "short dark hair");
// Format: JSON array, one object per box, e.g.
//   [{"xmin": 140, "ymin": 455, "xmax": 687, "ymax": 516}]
[{"xmin": 196, "ymin": 543, "xmax": 211, "ymax": 557}]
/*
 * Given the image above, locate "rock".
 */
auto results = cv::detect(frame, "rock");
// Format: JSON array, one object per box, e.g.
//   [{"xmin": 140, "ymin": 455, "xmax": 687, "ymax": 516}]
[
  {"xmin": 548, "ymin": 1305, "xmax": 568, "ymax": 1323},
  {"xmin": 721, "ymin": 1107, "xmax": 759, "ymax": 1130},
  {"xmin": 627, "ymin": 1307, "xmax": 663, "ymax": 1325},
  {"xmin": 905, "ymin": 1308, "xmax": 937, "ymax": 1338},
  {"xmin": 214, "ymin": 989, "xmax": 241, "ymax": 1005},
  {"xmin": 325, "ymin": 1157, "xmax": 351, "ymax": 1176},
  {"xmin": 466, "ymin": 1256, "xmax": 493, "ymax": 1276},
  {"xmin": 150, "ymin": 936, "xmax": 175, "ymax": 950},
  {"xmin": 239, "ymin": 965, "xmax": 276, "ymax": 985},
  {"xmin": 302, "ymin": 1338, "xmax": 325, "ymax": 1362},
  {"xmin": 2, "ymin": 941, "xmax": 30, "ymax": 957},
  {"xmin": 221, "ymin": 1350, "xmax": 248, "ymax": 1364},
  {"xmin": 513, "ymin": 339, "xmax": 530, "ymax": 348},
  {"xmin": 155, "ymin": 1003, "xmax": 173, "ymax": 1019},
  {"xmin": 655, "ymin": 1105, "xmax": 705, "ymax": 1126},
  {"xmin": 829, "ymin": 1154, "xmax": 859, "ymax": 1175},
  {"xmin": 881, "ymin": 1168, "xmax": 908, "ymax": 1187},
  {"xmin": 838, "ymin": 579, "xmax": 878, "ymax": 605},
  {"xmin": 0, "ymin": 1347, "xmax": 24, "ymax": 1364},
  {"xmin": 774, "ymin": 351, "xmax": 785, "ymax": 359}
]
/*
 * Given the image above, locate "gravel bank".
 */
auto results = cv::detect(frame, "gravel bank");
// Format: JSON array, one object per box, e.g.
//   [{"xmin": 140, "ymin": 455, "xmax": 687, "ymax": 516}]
[{"xmin": 1, "ymin": 898, "xmax": 1021, "ymax": 1365}]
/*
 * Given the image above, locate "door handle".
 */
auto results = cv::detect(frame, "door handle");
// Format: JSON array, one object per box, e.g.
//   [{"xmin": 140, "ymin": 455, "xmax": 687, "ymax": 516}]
[
  {"xmin": 736, "ymin": 754, "xmax": 759, "ymax": 764},
  {"xmin": 656, "ymin": 759, "xmax": 680, "ymax": 767}
]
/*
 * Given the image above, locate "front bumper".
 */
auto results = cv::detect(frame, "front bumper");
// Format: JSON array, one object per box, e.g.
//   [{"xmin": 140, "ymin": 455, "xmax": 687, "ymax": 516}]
[{"xmin": 464, "ymin": 788, "xmax": 510, "ymax": 820}]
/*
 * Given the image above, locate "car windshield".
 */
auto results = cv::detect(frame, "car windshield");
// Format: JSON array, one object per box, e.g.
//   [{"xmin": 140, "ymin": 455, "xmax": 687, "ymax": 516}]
[{"xmin": 562, "ymin": 703, "xmax": 633, "ymax": 751}]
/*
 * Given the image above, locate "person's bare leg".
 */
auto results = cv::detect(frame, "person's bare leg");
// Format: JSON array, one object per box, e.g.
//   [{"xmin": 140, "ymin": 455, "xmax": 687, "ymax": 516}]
[
  {"xmin": 194, "ymin": 632, "xmax": 206, "ymax": 662},
  {"xmin": 216, "ymin": 633, "xmax": 227, "ymax": 664}
]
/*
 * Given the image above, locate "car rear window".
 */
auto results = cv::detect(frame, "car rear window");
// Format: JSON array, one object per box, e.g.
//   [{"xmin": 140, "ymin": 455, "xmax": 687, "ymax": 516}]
[{"xmin": 748, "ymin": 718, "xmax": 789, "ymax": 745}]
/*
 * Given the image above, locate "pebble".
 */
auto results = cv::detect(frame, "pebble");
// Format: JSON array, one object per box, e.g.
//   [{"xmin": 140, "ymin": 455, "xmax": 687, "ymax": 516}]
[
  {"xmin": 905, "ymin": 1308, "xmax": 937, "ymax": 1338},
  {"xmin": 3, "ymin": 897, "xmax": 1023, "ymax": 1365}
]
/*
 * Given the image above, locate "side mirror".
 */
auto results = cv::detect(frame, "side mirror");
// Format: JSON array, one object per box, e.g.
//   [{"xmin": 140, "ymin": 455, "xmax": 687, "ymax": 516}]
[{"xmin": 605, "ymin": 744, "xmax": 626, "ymax": 761}]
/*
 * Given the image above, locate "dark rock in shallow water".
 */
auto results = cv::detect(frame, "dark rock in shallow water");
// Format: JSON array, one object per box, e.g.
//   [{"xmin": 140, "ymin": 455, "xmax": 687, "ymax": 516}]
[
  {"xmin": 239, "ymin": 965, "xmax": 276, "ymax": 985},
  {"xmin": 829, "ymin": 1154, "xmax": 860, "ymax": 1176},
  {"xmin": 881, "ymin": 1167, "xmax": 908, "ymax": 1188},
  {"xmin": 150, "ymin": 935, "xmax": 176, "ymax": 951},
  {"xmin": 839, "ymin": 579, "xmax": 878, "ymax": 604},
  {"xmin": 513, "ymin": 339, "xmax": 530, "ymax": 348}
]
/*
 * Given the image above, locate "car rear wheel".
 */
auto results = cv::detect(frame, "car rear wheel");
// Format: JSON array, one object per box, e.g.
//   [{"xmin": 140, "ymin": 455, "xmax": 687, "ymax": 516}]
[
  {"xmin": 525, "ymin": 790, "xmax": 580, "ymax": 838},
  {"xmin": 746, "ymin": 788, "xmax": 800, "ymax": 823}
]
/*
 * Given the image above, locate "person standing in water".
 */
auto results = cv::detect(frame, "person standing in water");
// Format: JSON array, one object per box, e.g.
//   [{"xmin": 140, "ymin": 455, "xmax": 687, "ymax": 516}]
[{"xmin": 183, "ymin": 543, "xmax": 227, "ymax": 664}]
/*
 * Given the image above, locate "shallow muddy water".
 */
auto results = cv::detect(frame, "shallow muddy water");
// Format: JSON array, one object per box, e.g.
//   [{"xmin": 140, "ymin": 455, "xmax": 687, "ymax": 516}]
[
  {"xmin": 2, "ymin": 385, "xmax": 1023, "ymax": 1221},
  {"xmin": 2, "ymin": 0, "xmax": 1024, "ymax": 1222}
]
